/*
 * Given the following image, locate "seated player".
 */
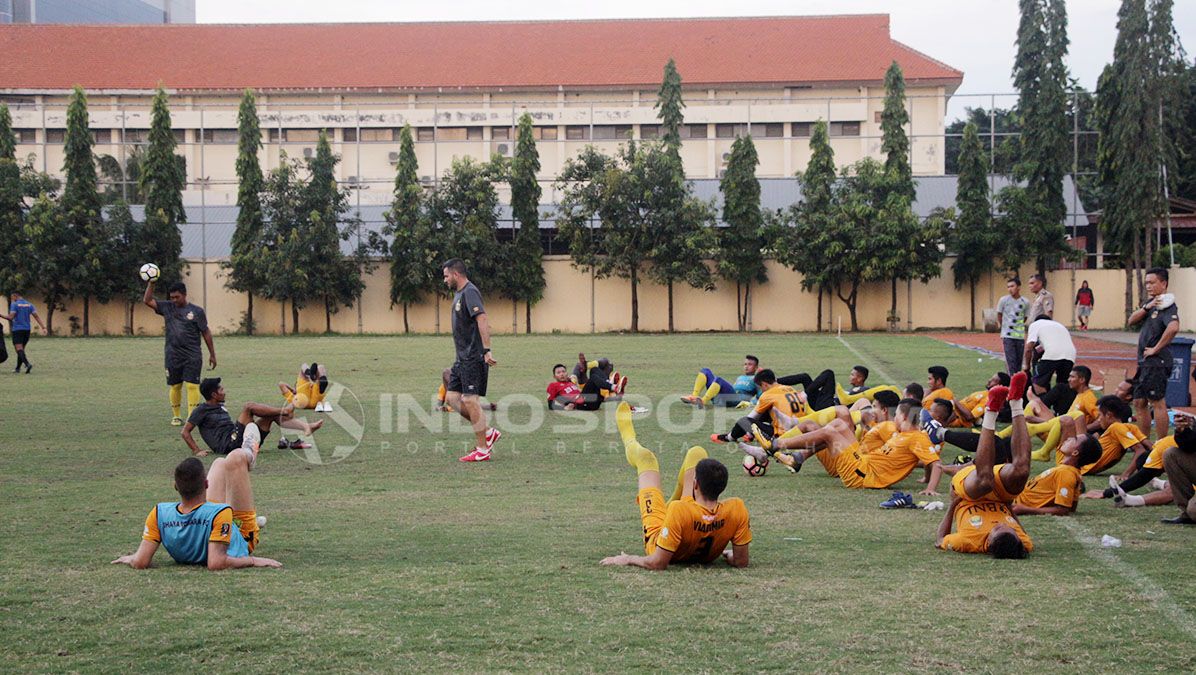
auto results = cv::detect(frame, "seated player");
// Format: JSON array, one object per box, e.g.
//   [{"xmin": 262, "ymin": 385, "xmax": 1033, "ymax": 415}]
[
  {"xmin": 573, "ymin": 353, "xmax": 627, "ymax": 391},
  {"xmin": 949, "ymin": 372, "xmax": 1010, "ymax": 428},
  {"xmin": 922, "ymin": 366, "xmax": 954, "ymax": 410},
  {"xmin": 1026, "ymin": 365, "xmax": 1097, "ymax": 424},
  {"xmin": 1012, "ymin": 416, "xmax": 1103, "ymax": 516},
  {"xmin": 279, "ymin": 362, "xmax": 331, "ymax": 412},
  {"xmin": 776, "ymin": 364, "xmax": 868, "ymax": 410},
  {"xmin": 1083, "ymin": 395, "xmax": 1149, "ymax": 477},
  {"xmin": 547, "ymin": 363, "xmax": 585, "ymax": 410},
  {"xmin": 757, "ymin": 398, "xmax": 943, "ymax": 494},
  {"xmin": 183, "ymin": 378, "xmax": 320, "ymax": 458},
  {"xmin": 749, "ymin": 391, "xmax": 901, "ymax": 476},
  {"xmin": 601, "ymin": 402, "xmax": 751, "ymax": 570},
  {"xmin": 1082, "ymin": 412, "xmax": 1193, "ymax": 508},
  {"xmin": 112, "ymin": 456, "xmax": 281, "ymax": 570},
  {"xmin": 436, "ymin": 367, "xmax": 497, "ymax": 412},
  {"xmin": 573, "ymin": 357, "xmax": 628, "ymax": 411},
  {"xmin": 937, "ymin": 373, "xmax": 1034, "ymax": 558},
  {"xmin": 683, "ymin": 355, "xmax": 761, "ymax": 408},
  {"xmin": 711, "ymin": 369, "xmax": 805, "ymax": 444}
]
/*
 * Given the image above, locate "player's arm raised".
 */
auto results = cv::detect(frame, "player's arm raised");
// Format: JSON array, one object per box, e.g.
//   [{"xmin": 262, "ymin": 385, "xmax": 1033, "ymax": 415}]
[
  {"xmin": 111, "ymin": 538, "xmax": 159, "ymax": 569},
  {"xmin": 206, "ymin": 541, "xmax": 282, "ymax": 570},
  {"xmin": 142, "ymin": 279, "xmax": 158, "ymax": 311},
  {"xmin": 600, "ymin": 547, "xmax": 673, "ymax": 571},
  {"xmin": 180, "ymin": 421, "xmax": 208, "ymax": 457}
]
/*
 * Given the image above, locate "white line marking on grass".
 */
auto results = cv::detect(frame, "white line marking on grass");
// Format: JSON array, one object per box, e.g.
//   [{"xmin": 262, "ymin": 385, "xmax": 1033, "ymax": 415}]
[
  {"xmin": 1057, "ymin": 518, "xmax": 1196, "ymax": 640},
  {"xmin": 835, "ymin": 336, "xmax": 898, "ymax": 385}
]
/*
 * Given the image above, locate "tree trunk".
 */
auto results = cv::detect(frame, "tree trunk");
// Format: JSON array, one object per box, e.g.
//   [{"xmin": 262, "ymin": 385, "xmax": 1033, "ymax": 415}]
[
  {"xmin": 126, "ymin": 300, "xmax": 134, "ymax": 336},
  {"xmin": 890, "ymin": 277, "xmax": 898, "ymax": 318},
  {"xmin": 83, "ymin": 295, "xmax": 90, "ymax": 336},
  {"xmin": 280, "ymin": 301, "xmax": 286, "ymax": 335},
  {"xmin": 513, "ymin": 302, "xmax": 517, "ymax": 336},
  {"xmin": 667, "ymin": 281, "xmax": 674, "ymax": 333},
  {"xmin": 292, "ymin": 302, "xmax": 300, "ymax": 334},
  {"xmin": 736, "ymin": 282, "xmax": 742, "ymax": 332},
  {"xmin": 969, "ymin": 280, "xmax": 976, "ymax": 331},
  {"xmin": 1133, "ymin": 234, "xmax": 1144, "ymax": 307},
  {"xmin": 246, "ymin": 292, "xmax": 254, "ymax": 336},
  {"xmin": 816, "ymin": 285, "xmax": 823, "ymax": 333},
  {"xmin": 325, "ymin": 297, "xmax": 332, "ymax": 334},
  {"xmin": 45, "ymin": 300, "xmax": 55, "ymax": 334},
  {"xmin": 1124, "ymin": 266, "xmax": 1133, "ymax": 327},
  {"xmin": 630, "ymin": 268, "xmax": 639, "ymax": 333},
  {"xmin": 743, "ymin": 282, "xmax": 752, "ymax": 332},
  {"xmin": 434, "ymin": 296, "xmax": 440, "ymax": 334},
  {"xmin": 403, "ymin": 302, "xmax": 410, "ymax": 334},
  {"xmin": 526, "ymin": 301, "xmax": 532, "ymax": 334}
]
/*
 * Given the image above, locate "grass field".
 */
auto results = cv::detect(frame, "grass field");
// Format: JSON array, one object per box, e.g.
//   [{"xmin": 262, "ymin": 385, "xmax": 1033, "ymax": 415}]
[{"xmin": 2, "ymin": 332, "xmax": 1194, "ymax": 672}]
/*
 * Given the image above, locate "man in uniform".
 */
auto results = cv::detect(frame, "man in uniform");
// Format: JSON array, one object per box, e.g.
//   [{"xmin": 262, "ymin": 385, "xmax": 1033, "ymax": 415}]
[
  {"xmin": 442, "ymin": 259, "xmax": 500, "ymax": 462},
  {"xmin": 144, "ymin": 280, "xmax": 216, "ymax": 425}
]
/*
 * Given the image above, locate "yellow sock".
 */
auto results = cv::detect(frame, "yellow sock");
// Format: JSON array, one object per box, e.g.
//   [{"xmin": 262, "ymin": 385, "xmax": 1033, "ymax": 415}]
[
  {"xmin": 701, "ymin": 381, "xmax": 722, "ymax": 405},
  {"xmin": 169, "ymin": 384, "xmax": 183, "ymax": 418},
  {"xmin": 839, "ymin": 384, "xmax": 899, "ymax": 405},
  {"xmin": 437, "ymin": 383, "xmax": 446, "ymax": 403},
  {"xmin": 185, "ymin": 382, "xmax": 202, "ymax": 418},
  {"xmin": 797, "ymin": 406, "xmax": 837, "ymax": 426},
  {"xmin": 616, "ymin": 401, "xmax": 637, "ymax": 447},
  {"xmin": 691, "ymin": 372, "xmax": 706, "ymax": 398},
  {"xmin": 625, "ymin": 440, "xmax": 659, "ymax": 475},
  {"xmin": 673, "ymin": 446, "xmax": 709, "ymax": 501},
  {"xmin": 587, "ymin": 360, "xmax": 598, "ymax": 370}
]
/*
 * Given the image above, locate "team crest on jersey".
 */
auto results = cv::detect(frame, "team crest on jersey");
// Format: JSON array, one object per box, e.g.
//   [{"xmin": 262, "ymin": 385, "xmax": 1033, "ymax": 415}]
[
  {"xmin": 660, "ymin": 527, "xmax": 669, "ymax": 539},
  {"xmin": 455, "ymin": 302, "xmax": 461, "ymax": 312},
  {"xmin": 186, "ymin": 311, "xmax": 195, "ymax": 321},
  {"xmin": 701, "ymin": 514, "xmax": 715, "ymax": 523},
  {"xmin": 969, "ymin": 515, "xmax": 983, "ymax": 528},
  {"xmin": 1060, "ymin": 487, "xmax": 1069, "ymax": 497}
]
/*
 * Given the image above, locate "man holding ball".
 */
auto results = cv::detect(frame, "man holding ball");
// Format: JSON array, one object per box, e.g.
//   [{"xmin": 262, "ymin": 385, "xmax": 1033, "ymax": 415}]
[{"xmin": 144, "ymin": 272, "xmax": 217, "ymax": 426}]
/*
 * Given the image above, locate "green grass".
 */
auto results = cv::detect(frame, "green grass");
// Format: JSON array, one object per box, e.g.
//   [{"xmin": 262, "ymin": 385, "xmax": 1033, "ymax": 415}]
[{"xmin": 1, "ymin": 333, "xmax": 1194, "ymax": 672}]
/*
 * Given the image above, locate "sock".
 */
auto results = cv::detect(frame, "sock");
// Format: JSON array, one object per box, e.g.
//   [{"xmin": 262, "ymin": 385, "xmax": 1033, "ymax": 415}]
[
  {"xmin": 691, "ymin": 372, "xmax": 706, "ymax": 398},
  {"xmin": 701, "ymin": 381, "xmax": 722, "ymax": 405},
  {"xmin": 673, "ymin": 446, "xmax": 708, "ymax": 501},
  {"xmin": 18, "ymin": 351, "xmax": 29, "ymax": 368},
  {"xmin": 1008, "ymin": 399, "xmax": 1023, "ymax": 417},
  {"xmin": 982, "ymin": 410, "xmax": 998, "ymax": 430},
  {"xmin": 437, "ymin": 383, "xmax": 446, "ymax": 404},
  {"xmin": 185, "ymin": 382, "xmax": 202, "ymax": 418},
  {"xmin": 1122, "ymin": 493, "xmax": 1146, "ymax": 507},
  {"xmin": 615, "ymin": 401, "xmax": 637, "ymax": 447},
  {"xmin": 169, "ymin": 383, "xmax": 183, "ymax": 418}
]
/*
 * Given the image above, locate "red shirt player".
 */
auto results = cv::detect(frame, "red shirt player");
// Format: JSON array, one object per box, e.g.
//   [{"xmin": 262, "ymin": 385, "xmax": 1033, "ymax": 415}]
[{"xmin": 547, "ymin": 363, "xmax": 585, "ymax": 410}]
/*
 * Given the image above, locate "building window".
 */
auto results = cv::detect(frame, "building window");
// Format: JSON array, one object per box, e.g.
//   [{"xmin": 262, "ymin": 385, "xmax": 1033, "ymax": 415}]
[
  {"xmin": 199, "ymin": 129, "xmax": 239, "ymax": 144},
  {"xmin": 565, "ymin": 125, "xmax": 590, "ymax": 140},
  {"xmin": 750, "ymin": 123, "xmax": 783, "ymax": 138},
  {"xmin": 715, "ymin": 123, "xmax": 748, "ymax": 139},
  {"xmin": 416, "ymin": 127, "xmax": 435, "ymax": 141},
  {"xmin": 346, "ymin": 128, "xmax": 396, "ymax": 143},
  {"xmin": 285, "ymin": 129, "xmax": 321, "ymax": 143},
  {"xmin": 467, "ymin": 127, "xmax": 484, "ymax": 141},
  {"xmin": 14, "ymin": 128, "xmax": 36, "ymax": 143},
  {"xmin": 537, "ymin": 127, "xmax": 558, "ymax": 140},
  {"xmin": 874, "ymin": 111, "xmax": 884, "ymax": 123},
  {"xmin": 592, "ymin": 125, "xmax": 632, "ymax": 140},
  {"xmin": 437, "ymin": 127, "xmax": 469, "ymax": 141},
  {"xmin": 792, "ymin": 123, "xmax": 812, "ymax": 138},
  {"xmin": 641, "ymin": 124, "xmax": 659, "ymax": 139},
  {"xmin": 829, "ymin": 122, "xmax": 861, "ymax": 137},
  {"xmin": 683, "ymin": 124, "xmax": 707, "ymax": 139},
  {"xmin": 46, "ymin": 129, "xmax": 65, "ymax": 143},
  {"xmin": 91, "ymin": 129, "xmax": 112, "ymax": 144},
  {"xmin": 491, "ymin": 127, "xmax": 511, "ymax": 141}
]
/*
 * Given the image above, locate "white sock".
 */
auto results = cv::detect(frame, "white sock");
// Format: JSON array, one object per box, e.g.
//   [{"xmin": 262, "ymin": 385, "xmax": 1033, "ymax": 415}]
[
  {"xmin": 1122, "ymin": 493, "xmax": 1146, "ymax": 507},
  {"xmin": 1008, "ymin": 399, "xmax": 1023, "ymax": 416},
  {"xmin": 982, "ymin": 411, "xmax": 998, "ymax": 430},
  {"xmin": 1150, "ymin": 477, "xmax": 1169, "ymax": 492}
]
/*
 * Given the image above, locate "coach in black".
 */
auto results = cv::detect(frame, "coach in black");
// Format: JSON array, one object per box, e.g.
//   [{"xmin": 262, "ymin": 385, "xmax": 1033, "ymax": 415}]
[
  {"xmin": 442, "ymin": 259, "xmax": 501, "ymax": 462},
  {"xmin": 1129, "ymin": 267, "xmax": 1180, "ymax": 441},
  {"xmin": 144, "ymin": 279, "xmax": 217, "ymax": 427}
]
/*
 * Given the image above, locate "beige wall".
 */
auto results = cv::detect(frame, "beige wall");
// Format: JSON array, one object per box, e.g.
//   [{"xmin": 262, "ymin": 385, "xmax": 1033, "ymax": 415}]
[{"xmin": 17, "ymin": 258, "xmax": 1195, "ymax": 336}]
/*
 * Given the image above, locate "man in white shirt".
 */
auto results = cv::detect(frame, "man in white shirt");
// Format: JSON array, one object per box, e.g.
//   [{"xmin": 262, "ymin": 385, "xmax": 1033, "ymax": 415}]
[{"xmin": 1023, "ymin": 316, "xmax": 1076, "ymax": 396}]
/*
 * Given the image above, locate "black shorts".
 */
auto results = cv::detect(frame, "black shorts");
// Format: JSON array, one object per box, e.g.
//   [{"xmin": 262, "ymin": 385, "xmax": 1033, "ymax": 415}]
[
  {"xmin": 1033, "ymin": 359, "xmax": 1073, "ymax": 389},
  {"xmin": 215, "ymin": 422, "xmax": 269, "ymax": 456},
  {"xmin": 448, "ymin": 359, "xmax": 489, "ymax": 397},
  {"xmin": 1133, "ymin": 363, "xmax": 1169, "ymax": 402},
  {"xmin": 11, "ymin": 330, "xmax": 30, "ymax": 346},
  {"xmin": 166, "ymin": 357, "xmax": 202, "ymax": 386}
]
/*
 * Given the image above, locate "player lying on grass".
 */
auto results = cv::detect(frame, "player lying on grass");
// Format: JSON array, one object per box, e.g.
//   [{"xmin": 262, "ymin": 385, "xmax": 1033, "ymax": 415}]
[
  {"xmin": 936, "ymin": 373, "xmax": 1034, "ymax": 558},
  {"xmin": 752, "ymin": 397, "xmax": 944, "ymax": 494},
  {"xmin": 1082, "ymin": 412, "xmax": 1193, "ymax": 508},
  {"xmin": 682, "ymin": 355, "xmax": 760, "ymax": 408},
  {"xmin": 112, "ymin": 456, "xmax": 281, "ymax": 570},
  {"xmin": 947, "ymin": 372, "xmax": 1009, "ymax": 428},
  {"xmin": 1011, "ymin": 416, "xmax": 1102, "ymax": 516},
  {"xmin": 710, "ymin": 369, "xmax": 805, "ymax": 444},
  {"xmin": 547, "ymin": 363, "xmax": 586, "ymax": 410},
  {"xmin": 559, "ymin": 355, "xmax": 627, "ymax": 410},
  {"xmin": 774, "ymin": 365, "xmax": 869, "ymax": 410},
  {"xmin": 183, "ymin": 378, "xmax": 321, "ymax": 458},
  {"xmin": 436, "ymin": 367, "xmax": 497, "ymax": 412},
  {"xmin": 279, "ymin": 362, "xmax": 331, "ymax": 412},
  {"xmin": 1025, "ymin": 364, "xmax": 1098, "ymax": 424},
  {"xmin": 601, "ymin": 402, "xmax": 750, "ymax": 570}
]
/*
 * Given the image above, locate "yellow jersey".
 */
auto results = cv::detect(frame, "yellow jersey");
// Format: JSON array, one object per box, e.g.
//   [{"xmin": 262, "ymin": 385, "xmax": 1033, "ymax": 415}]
[
  {"xmin": 1068, "ymin": 389, "xmax": 1099, "ymax": 425},
  {"xmin": 655, "ymin": 496, "xmax": 752, "ymax": 564},
  {"xmin": 923, "ymin": 387, "xmax": 954, "ymax": 410},
  {"xmin": 860, "ymin": 421, "xmax": 897, "ymax": 454},
  {"xmin": 950, "ymin": 391, "xmax": 986, "ymax": 427},
  {"xmin": 855, "ymin": 430, "xmax": 940, "ymax": 488},
  {"xmin": 1084, "ymin": 422, "xmax": 1145, "ymax": 475},
  {"xmin": 1014, "ymin": 465, "xmax": 1082, "ymax": 509},
  {"xmin": 1144, "ymin": 435, "xmax": 1176, "ymax": 471},
  {"xmin": 754, "ymin": 384, "xmax": 805, "ymax": 429},
  {"xmin": 951, "ymin": 464, "xmax": 1020, "ymax": 503},
  {"xmin": 940, "ymin": 499, "xmax": 1033, "ymax": 555}
]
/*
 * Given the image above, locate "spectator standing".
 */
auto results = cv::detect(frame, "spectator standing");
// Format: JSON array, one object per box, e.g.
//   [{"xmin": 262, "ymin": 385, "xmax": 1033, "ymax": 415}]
[
  {"xmin": 997, "ymin": 278, "xmax": 1029, "ymax": 377},
  {"xmin": 1075, "ymin": 281, "xmax": 1094, "ymax": 331},
  {"xmin": 1129, "ymin": 267, "xmax": 1180, "ymax": 441},
  {"xmin": 1027, "ymin": 274, "xmax": 1054, "ymax": 321}
]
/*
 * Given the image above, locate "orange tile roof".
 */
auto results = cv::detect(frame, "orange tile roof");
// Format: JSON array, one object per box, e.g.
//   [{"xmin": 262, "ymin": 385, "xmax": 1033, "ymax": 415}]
[{"xmin": 0, "ymin": 15, "xmax": 962, "ymax": 93}]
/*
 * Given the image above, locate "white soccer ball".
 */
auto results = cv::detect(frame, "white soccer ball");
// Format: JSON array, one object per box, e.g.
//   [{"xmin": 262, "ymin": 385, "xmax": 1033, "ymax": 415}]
[
  {"xmin": 139, "ymin": 263, "xmax": 161, "ymax": 282},
  {"xmin": 742, "ymin": 453, "xmax": 768, "ymax": 477}
]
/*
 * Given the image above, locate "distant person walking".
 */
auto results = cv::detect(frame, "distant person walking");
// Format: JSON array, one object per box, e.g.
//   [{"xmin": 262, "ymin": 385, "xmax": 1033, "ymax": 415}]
[
  {"xmin": 3, "ymin": 291, "xmax": 47, "ymax": 373},
  {"xmin": 1075, "ymin": 281, "xmax": 1094, "ymax": 331},
  {"xmin": 1129, "ymin": 267, "xmax": 1180, "ymax": 441},
  {"xmin": 1027, "ymin": 273, "xmax": 1054, "ymax": 322},
  {"xmin": 997, "ymin": 278, "xmax": 1029, "ymax": 377}
]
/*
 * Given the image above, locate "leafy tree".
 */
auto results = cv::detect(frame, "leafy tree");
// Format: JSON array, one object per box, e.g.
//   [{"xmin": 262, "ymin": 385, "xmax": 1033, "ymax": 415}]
[
  {"xmin": 878, "ymin": 61, "xmax": 925, "ymax": 322},
  {"xmin": 139, "ymin": 86, "xmax": 186, "ymax": 288},
  {"xmin": 61, "ymin": 85, "xmax": 108, "ymax": 335},
  {"xmin": 303, "ymin": 130, "xmax": 366, "ymax": 333},
  {"xmin": 945, "ymin": 106, "xmax": 1021, "ymax": 175},
  {"xmin": 507, "ymin": 113, "xmax": 546, "ymax": 333},
  {"xmin": 826, "ymin": 159, "xmax": 891, "ymax": 332},
  {"xmin": 19, "ymin": 195, "xmax": 74, "ymax": 332},
  {"xmin": 645, "ymin": 147, "xmax": 715, "ymax": 332},
  {"xmin": 260, "ymin": 155, "xmax": 312, "ymax": 333},
  {"xmin": 0, "ymin": 104, "xmax": 24, "ymax": 296},
  {"xmin": 949, "ymin": 122, "xmax": 996, "ymax": 329},
  {"xmin": 224, "ymin": 89, "xmax": 266, "ymax": 334},
  {"xmin": 382, "ymin": 125, "xmax": 434, "ymax": 334},
  {"xmin": 655, "ymin": 58, "xmax": 685, "ymax": 153},
  {"xmin": 717, "ymin": 134, "xmax": 767, "ymax": 331},
  {"xmin": 1175, "ymin": 63, "xmax": 1196, "ymax": 201},
  {"xmin": 427, "ymin": 157, "xmax": 503, "ymax": 303}
]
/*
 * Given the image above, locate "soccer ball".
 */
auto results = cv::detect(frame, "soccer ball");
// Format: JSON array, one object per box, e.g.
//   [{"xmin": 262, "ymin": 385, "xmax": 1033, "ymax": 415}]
[
  {"xmin": 139, "ymin": 263, "xmax": 161, "ymax": 282},
  {"xmin": 742, "ymin": 453, "xmax": 768, "ymax": 477}
]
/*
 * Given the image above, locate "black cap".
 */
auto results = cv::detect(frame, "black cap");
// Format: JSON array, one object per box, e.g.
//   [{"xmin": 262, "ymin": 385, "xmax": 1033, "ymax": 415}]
[{"xmin": 199, "ymin": 377, "xmax": 222, "ymax": 401}]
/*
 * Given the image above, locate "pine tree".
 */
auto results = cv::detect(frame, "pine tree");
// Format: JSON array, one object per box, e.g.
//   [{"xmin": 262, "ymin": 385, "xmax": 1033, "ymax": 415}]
[
  {"xmin": 508, "ymin": 113, "xmax": 546, "ymax": 333},
  {"xmin": 655, "ymin": 58, "xmax": 685, "ymax": 154},
  {"xmin": 384, "ymin": 125, "xmax": 432, "ymax": 334},
  {"xmin": 644, "ymin": 145, "xmax": 714, "ymax": 332},
  {"xmin": 717, "ymin": 134, "xmax": 767, "ymax": 331},
  {"xmin": 950, "ymin": 122, "xmax": 995, "ymax": 330},
  {"xmin": 303, "ymin": 130, "xmax": 357, "ymax": 332},
  {"xmin": 427, "ymin": 157, "xmax": 502, "ymax": 302},
  {"xmin": 225, "ymin": 89, "xmax": 265, "ymax": 334},
  {"xmin": 139, "ymin": 86, "xmax": 186, "ymax": 288},
  {"xmin": 260, "ymin": 156, "xmax": 312, "ymax": 333},
  {"xmin": 61, "ymin": 86, "xmax": 105, "ymax": 335},
  {"xmin": 0, "ymin": 104, "xmax": 24, "ymax": 296},
  {"xmin": 878, "ymin": 61, "xmax": 921, "ymax": 323}
]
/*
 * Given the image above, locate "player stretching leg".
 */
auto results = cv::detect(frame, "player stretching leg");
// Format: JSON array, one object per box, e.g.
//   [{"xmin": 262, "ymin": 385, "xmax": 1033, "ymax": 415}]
[
  {"xmin": 183, "ymin": 378, "xmax": 319, "ymax": 458},
  {"xmin": 601, "ymin": 403, "xmax": 751, "ymax": 570},
  {"xmin": 937, "ymin": 372, "xmax": 1034, "ymax": 558},
  {"xmin": 442, "ymin": 259, "xmax": 500, "ymax": 462},
  {"xmin": 112, "ymin": 456, "xmax": 280, "ymax": 570}
]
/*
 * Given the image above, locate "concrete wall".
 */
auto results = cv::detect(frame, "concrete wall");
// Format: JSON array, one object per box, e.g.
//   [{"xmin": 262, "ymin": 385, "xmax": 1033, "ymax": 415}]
[{"xmin": 15, "ymin": 259, "xmax": 1196, "ymax": 336}]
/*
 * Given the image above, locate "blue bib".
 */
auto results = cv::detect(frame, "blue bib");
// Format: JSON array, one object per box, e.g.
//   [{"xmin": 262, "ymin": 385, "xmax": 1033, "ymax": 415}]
[
  {"xmin": 157, "ymin": 502, "xmax": 249, "ymax": 565},
  {"xmin": 733, "ymin": 374, "xmax": 760, "ymax": 397}
]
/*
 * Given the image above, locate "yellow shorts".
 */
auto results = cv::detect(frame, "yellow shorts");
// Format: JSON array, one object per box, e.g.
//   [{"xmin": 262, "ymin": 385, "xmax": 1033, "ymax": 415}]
[
  {"xmin": 952, "ymin": 465, "xmax": 1018, "ymax": 502},
  {"xmin": 812, "ymin": 447, "xmax": 838, "ymax": 476},
  {"xmin": 232, "ymin": 509, "xmax": 259, "ymax": 554},
  {"xmin": 834, "ymin": 443, "xmax": 867, "ymax": 489},
  {"xmin": 637, "ymin": 487, "xmax": 667, "ymax": 555}
]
